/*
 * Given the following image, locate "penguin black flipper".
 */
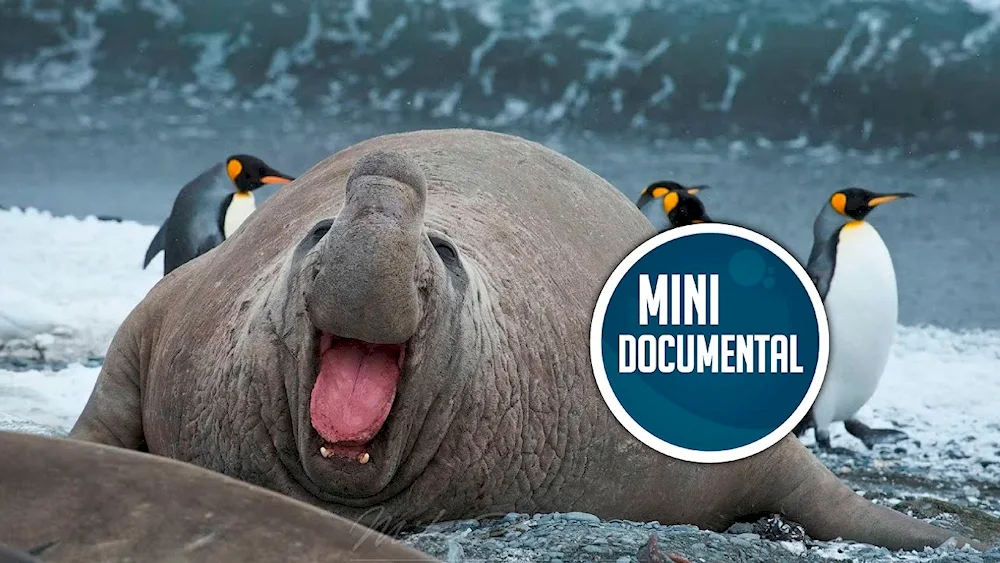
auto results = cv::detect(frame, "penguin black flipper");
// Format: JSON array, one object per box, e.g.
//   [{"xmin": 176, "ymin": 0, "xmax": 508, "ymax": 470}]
[
  {"xmin": 804, "ymin": 223, "xmax": 842, "ymax": 301},
  {"xmin": 194, "ymin": 231, "xmax": 225, "ymax": 262},
  {"xmin": 142, "ymin": 220, "xmax": 167, "ymax": 269},
  {"xmin": 160, "ymin": 163, "xmax": 234, "ymax": 276}
]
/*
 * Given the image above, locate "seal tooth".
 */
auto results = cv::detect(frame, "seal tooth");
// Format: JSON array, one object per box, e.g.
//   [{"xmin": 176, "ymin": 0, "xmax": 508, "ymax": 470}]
[
  {"xmin": 358, "ymin": 452, "xmax": 370, "ymax": 464},
  {"xmin": 320, "ymin": 446, "xmax": 332, "ymax": 458}
]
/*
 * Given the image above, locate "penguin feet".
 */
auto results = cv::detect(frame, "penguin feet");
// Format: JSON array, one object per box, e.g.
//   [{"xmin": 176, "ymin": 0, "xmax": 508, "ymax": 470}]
[
  {"xmin": 792, "ymin": 416, "xmax": 812, "ymax": 438},
  {"xmin": 814, "ymin": 429, "xmax": 831, "ymax": 449},
  {"xmin": 844, "ymin": 418, "xmax": 908, "ymax": 450},
  {"xmin": 811, "ymin": 429, "xmax": 855, "ymax": 455}
]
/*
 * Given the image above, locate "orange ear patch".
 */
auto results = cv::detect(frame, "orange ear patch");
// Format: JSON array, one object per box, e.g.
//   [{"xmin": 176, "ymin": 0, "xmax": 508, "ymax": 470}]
[
  {"xmin": 227, "ymin": 159, "xmax": 243, "ymax": 181},
  {"xmin": 830, "ymin": 192, "xmax": 847, "ymax": 215},
  {"xmin": 651, "ymin": 187, "xmax": 669, "ymax": 199},
  {"xmin": 663, "ymin": 191, "xmax": 680, "ymax": 213}
]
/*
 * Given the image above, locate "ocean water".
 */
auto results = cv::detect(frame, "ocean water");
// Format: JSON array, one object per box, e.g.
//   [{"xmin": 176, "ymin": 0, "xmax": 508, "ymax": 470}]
[{"xmin": 0, "ymin": 0, "xmax": 998, "ymax": 331}]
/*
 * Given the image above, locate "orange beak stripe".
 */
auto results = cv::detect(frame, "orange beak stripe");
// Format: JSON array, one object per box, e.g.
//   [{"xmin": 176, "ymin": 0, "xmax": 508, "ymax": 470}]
[{"xmin": 261, "ymin": 176, "xmax": 293, "ymax": 185}]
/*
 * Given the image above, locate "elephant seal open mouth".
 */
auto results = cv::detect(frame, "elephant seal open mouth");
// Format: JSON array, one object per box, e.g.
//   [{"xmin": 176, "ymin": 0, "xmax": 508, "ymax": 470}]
[{"xmin": 311, "ymin": 335, "xmax": 405, "ymax": 463}]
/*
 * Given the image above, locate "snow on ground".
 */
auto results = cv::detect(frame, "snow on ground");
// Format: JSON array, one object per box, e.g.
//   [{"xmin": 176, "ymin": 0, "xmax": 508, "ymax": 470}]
[
  {"xmin": 0, "ymin": 207, "xmax": 162, "ymax": 361},
  {"xmin": 0, "ymin": 363, "xmax": 98, "ymax": 434},
  {"xmin": 808, "ymin": 325, "xmax": 1000, "ymax": 484}
]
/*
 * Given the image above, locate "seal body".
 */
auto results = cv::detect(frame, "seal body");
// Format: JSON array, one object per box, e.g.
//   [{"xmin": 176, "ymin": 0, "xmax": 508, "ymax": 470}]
[
  {"xmin": 71, "ymin": 130, "xmax": 980, "ymax": 552},
  {"xmin": 0, "ymin": 431, "xmax": 436, "ymax": 563}
]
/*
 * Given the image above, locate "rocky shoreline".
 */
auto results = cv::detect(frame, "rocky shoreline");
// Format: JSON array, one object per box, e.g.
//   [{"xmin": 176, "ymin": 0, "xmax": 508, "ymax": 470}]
[{"xmin": 398, "ymin": 510, "xmax": 1000, "ymax": 562}]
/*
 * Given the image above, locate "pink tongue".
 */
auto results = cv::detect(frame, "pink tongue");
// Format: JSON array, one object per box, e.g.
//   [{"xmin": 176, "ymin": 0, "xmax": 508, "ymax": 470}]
[{"xmin": 310, "ymin": 339, "xmax": 401, "ymax": 445}]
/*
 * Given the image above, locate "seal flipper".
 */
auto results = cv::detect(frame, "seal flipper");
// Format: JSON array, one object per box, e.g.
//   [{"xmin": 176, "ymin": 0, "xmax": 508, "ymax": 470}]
[
  {"xmin": 68, "ymin": 304, "xmax": 146, "ymax": 450},
  {"xmin": 843, "ymin": 418, "xmax": 908, "ymax": 450},
  {"xmin": 143, "ymin": 220, "xmax": 167, "ymax": 269},
  {"xmin": 754, "ymin": 437, "xmax": 984, "ymax": 551}
]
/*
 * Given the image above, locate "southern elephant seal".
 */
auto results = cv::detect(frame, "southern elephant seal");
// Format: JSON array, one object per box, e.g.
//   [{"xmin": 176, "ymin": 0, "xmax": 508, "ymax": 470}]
[
  {"xmin": 70, "ymin": 128, "xmax": 984, "ymax": 552},
  {"xmin": 0, "ymin": 431, "xmax": 436, "ymax": 562}
]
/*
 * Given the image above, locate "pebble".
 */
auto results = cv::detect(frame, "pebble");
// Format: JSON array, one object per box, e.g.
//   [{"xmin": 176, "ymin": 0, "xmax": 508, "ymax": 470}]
[
  {"xmin": 561, "ymin": 511, "xmax": 601, "ymax": 523},
  {"xmin": 726, "ymin": 522, "xmax": 755, "ymax": 535},
  {"xmin": 0, "ymin": 356, "xmax": 100, "ymax": 372},
  {"xmin": 422, "ymin": 519, "xmax": 479, "ymax": 534},
  {"xmin": 728, "ymin": 537, "xmax": 752, "ymax": 548}
]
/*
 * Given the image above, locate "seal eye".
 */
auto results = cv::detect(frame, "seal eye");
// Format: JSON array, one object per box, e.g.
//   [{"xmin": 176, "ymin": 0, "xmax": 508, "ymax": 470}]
[{"xmin": 430, "ymin": 237, "xmax": 459, "ymax": 266}]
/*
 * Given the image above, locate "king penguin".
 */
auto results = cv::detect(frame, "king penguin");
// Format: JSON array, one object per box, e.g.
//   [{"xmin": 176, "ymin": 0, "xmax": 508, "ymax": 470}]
[
  {"xmin": 142, "ymin": 154, "xmax": 295, "ymax": 276},
  {"xmin": 794, "ymin": 187, "xmax": 915, "ymax": 451},
  {"xmin": 636, "ymin": 180, "xmax": 712, "ymax": 232}
]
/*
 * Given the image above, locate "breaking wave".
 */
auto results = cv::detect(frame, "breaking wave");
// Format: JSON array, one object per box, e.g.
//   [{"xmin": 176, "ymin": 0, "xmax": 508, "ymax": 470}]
[{"xmin": 2, "ymin": 0, "xmax": 999, "ymax": 150}]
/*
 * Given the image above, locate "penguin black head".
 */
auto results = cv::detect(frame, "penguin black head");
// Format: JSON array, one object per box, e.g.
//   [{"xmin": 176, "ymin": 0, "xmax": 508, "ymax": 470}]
[
  {"xmin": 636, "ymin": 180, "xmax": 712, "ymax": 229},
  {"xmin": 225, "ymin": 155, "xmax": 295, "ymax": 193},
  {"xmin": 828, "ymin": 187, "xmax": 915, "ymax": 221}
]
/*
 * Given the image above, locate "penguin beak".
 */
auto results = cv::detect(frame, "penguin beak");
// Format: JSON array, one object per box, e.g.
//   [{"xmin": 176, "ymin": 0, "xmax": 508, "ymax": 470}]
[
  {"xmin": 261, "ymin": 174, "xmax": 294, "ymax": 185},
  {"xmin": 867, "ymin": 192, "xmax": 915, "ymax": 207},
  {"xmin": 686, "ymin": 185, "xmax": 710, "ymax": 195}
]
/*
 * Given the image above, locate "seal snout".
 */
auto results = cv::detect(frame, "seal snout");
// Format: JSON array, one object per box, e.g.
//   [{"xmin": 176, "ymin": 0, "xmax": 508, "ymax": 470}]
[
  {"xmin": 304, "ymin": 149, "xmax": 428, "ymax": 345},
  {"xmin": 345, "ymin": 149, "xmax": 428, "ymax": 204}
]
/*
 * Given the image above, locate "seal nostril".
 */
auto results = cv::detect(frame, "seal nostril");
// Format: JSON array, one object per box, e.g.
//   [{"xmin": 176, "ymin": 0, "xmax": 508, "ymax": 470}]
[
  {"xmin": 313, "ymin": 224, "xmax": 332, "ymax": 240},
  {"xmin": 307, "ymin": 219, "xmax": 335, "ymax": 247}
]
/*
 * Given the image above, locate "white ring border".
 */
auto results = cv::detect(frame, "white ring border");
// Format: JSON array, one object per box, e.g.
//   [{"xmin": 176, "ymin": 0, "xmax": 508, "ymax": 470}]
[{"xmin": 589, "ymin": 222, "xmax": 830, "ymax": 464}]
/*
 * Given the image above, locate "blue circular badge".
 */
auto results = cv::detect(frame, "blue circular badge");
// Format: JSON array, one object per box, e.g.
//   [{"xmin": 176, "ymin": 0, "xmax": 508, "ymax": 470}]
[{"xmin": 590, "ymin": 223, "xmax": 829, "ymax": 463}]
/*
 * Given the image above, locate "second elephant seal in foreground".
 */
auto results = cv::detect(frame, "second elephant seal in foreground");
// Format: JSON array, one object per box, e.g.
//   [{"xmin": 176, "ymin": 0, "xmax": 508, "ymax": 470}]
[
  {"xmin": 0, "ymin": 431, "xmax": 435, "ymax": 562},
  {"xmin": 70, "ymin": 129, "xmax": 983, "ymax": 552}
]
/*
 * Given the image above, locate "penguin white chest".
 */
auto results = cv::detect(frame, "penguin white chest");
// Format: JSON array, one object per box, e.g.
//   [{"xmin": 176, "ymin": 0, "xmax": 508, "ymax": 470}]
[
  {"xmin": 812, "ymin": 221, "xmax": 899, "ymax": 426},
  {"xmin": 223, "ymin": 192, "xmax": 256, "ymax": 239}
]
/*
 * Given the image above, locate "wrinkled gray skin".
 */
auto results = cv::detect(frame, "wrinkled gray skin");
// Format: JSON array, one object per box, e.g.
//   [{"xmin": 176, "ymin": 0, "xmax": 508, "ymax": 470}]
[
  {"xmin": 0, "ymin": 431, "xmax": 436, "ymax": 563},
  {"xmin": 70, "ymin": 129, "xmax": 985, "ymax": 553}
]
